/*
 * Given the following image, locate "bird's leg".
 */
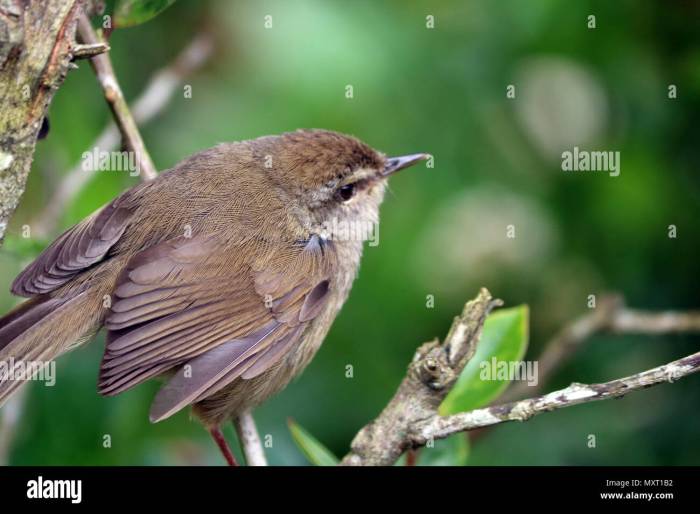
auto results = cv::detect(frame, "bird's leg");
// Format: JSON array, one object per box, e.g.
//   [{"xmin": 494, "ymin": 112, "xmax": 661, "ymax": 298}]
[
  {"xmin": 209, "ymin": 426, "xmax": 238, "ymax": 466},
  {"xmin": 405, "ymin": 448, "xmax": 418, "ymax": 466}
]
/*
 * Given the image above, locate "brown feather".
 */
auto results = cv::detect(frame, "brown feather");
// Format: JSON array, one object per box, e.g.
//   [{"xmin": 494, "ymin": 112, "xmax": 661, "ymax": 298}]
[
  {"xmin": 98, "ymin": 231, "xmax": 336, "ymax": 422},
  {"xmin": 12, "ymin": 198, "xmax": 135, "ymax": 297},
  {"xmin": 0, "ymin": 128, "xmax": 395, "ymax": 430}
]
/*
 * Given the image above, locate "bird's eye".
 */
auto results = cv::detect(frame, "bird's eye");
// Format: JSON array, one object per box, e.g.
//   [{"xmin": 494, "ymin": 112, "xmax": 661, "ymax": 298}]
[{"xmin": 336, "ymin": 183, "xmax": 356, "ymax": 202}]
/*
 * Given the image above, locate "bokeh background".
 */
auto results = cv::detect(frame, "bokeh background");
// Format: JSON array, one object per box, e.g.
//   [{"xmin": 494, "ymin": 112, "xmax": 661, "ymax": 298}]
[{"xmin": 1, "ymin": 0, "xmax": 699, "ymax": 465}]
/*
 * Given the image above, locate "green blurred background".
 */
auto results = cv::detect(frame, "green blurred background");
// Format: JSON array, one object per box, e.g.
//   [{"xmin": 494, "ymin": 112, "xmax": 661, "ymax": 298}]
[{"xmin": 1, "ymin": 0, "xmax": 699, "ymax": 465}]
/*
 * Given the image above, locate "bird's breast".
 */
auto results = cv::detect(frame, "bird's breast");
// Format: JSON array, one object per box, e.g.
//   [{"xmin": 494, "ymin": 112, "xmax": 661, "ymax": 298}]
[{"xmin": 286, "ymin": 239, "xmax": 364, "ymax": 376}]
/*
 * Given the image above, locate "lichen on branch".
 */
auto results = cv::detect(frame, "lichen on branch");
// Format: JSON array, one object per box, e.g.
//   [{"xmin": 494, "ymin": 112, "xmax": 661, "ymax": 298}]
[{"xmin": 0, "ymin": 0, "xmax": 82, "ymax": 245}]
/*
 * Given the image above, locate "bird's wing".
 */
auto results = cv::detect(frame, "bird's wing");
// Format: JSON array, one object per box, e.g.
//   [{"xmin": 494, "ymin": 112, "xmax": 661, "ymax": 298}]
[
  {"xmin": 12, "ymin": 196, "xmax": 136, "ymax": 297},
  {"xmin": 98, "ymin": 233, "xmax": 335, "ymax": 422}
]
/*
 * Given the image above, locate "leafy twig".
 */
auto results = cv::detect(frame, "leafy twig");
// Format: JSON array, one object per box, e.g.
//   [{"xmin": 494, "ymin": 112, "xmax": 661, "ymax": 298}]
[
  {"xmin": 341, "ymin": 289, "xmax": 501, "ymax": 466},
  {"xmin": 340, "ymin": 289, "xmax": 700, "ymax": 466}
]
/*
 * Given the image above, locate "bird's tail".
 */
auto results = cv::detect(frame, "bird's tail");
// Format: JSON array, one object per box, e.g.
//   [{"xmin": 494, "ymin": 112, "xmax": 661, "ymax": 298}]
[{"xmin": 0, "ymin": 290, "xmax": 103, "ymax": 406}]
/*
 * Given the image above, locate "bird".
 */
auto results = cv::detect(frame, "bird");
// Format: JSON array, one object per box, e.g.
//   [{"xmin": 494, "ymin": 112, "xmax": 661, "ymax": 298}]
[{"xmin": 0, "ymin": 129, "xmax": 428, "ymax": 465}]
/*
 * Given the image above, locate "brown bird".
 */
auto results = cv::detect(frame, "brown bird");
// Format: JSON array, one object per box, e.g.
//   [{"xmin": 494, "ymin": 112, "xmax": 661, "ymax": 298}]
[{"xmin": 0, "ymin": 129, "xmax": 427, "ymax": 465}]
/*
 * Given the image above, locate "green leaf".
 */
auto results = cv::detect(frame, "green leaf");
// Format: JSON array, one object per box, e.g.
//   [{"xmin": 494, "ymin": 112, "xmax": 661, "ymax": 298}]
[
  {"xmin": 114, "ymin": 0, "xmax": 177, "ymax": 28},
  {"xmin": 417, "ymin": 434, "xmax": 470, "ymax": 466},
  {"xmin": 288, "ymin": 419, "xmax": 339, "ymax": 466},
  {"xmin": 440, "ymin": 305, "xmax": 529, "ymax": 415}
]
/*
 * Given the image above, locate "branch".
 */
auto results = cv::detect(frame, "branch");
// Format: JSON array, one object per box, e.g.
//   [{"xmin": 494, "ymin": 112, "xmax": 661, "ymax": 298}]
[
  {"xmin": 418, "ymin": 350, "xmax": 700, "ymax": 441},
  {"xmin": 341, "ymin": 288, "xmax": 502, "ymax": 466},
  {"xmin": 76, "ymin": 13, "xmax": 157, "ymax": 180},
  {"xmin": 502, "ymin": 295, "xmax": 700, "ymax": 401},
  {"xmin": 609, "ymin": 308, "xmax": 700, "ymax": 334},
  {"xmin": 33, "ymin": 30, "xmax": 213, "ymax": 237},
  {"xmin": 340, "ymin": 289, "xmax": 700, "ymax": 466},
  {"xmin": 233, "ymin": 410, "xmax": 268, "ymax": 466},
  {"xmin": 0, "ymin": 0, "xmax": 82, "ymax": 245}
]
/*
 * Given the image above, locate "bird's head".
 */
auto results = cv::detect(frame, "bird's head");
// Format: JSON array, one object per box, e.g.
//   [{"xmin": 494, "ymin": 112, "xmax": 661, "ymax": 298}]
[{"xmin": 253, "ymin": 129, "xmax": 428, "ymax": 242}]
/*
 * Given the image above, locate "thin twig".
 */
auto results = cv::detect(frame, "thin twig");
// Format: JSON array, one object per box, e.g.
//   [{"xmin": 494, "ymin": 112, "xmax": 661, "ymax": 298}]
[
  {"xmin": 71, "ymin": 42, "xmax": 109, "ymax": 59},
  {"xmin": 233, "ymin": 410, "xmax": 268, "ymax": 466},
  {"xmin": 76, "ymin": 13, "xmax": 157, "ymax": 181},
  {"xmin": 340, "ymin": 289, "xmax": 700, "ymax": 466},
  {"xmin": 503, "ymin": 295, "xmax": 700, "ymax": 401},
  {"xmin": 418, "ymin": 350, "xmax": 700, "ymax": 442},
  {"xmin": 33, "ymin": 31, "xmax": 213, "ymax": 238},
  {"xmin": 610, "ymin": 308, "xmax": 700, "ymax": 334}
]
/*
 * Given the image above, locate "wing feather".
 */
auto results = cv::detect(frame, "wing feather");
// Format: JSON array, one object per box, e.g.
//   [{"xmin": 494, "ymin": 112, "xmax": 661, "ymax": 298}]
[
  {"xmin": 97, "ymin": 234, "xmax": 335, "ymax": 422},
  {"xmin": 12, "ymin": 197, "xmax": 135, "ymax": 297}
]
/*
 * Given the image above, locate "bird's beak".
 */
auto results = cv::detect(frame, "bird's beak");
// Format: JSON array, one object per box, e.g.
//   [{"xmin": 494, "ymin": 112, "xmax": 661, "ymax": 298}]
[{"xmin": 382, "ymin": 153, "xmax": 430, "ymax": 178}]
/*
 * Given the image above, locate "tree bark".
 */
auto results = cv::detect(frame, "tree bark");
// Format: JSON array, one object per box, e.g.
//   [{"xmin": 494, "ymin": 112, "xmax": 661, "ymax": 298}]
[{"xmin": 0, "ymin": 0, "xmax": 82, "ymax": 245}]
